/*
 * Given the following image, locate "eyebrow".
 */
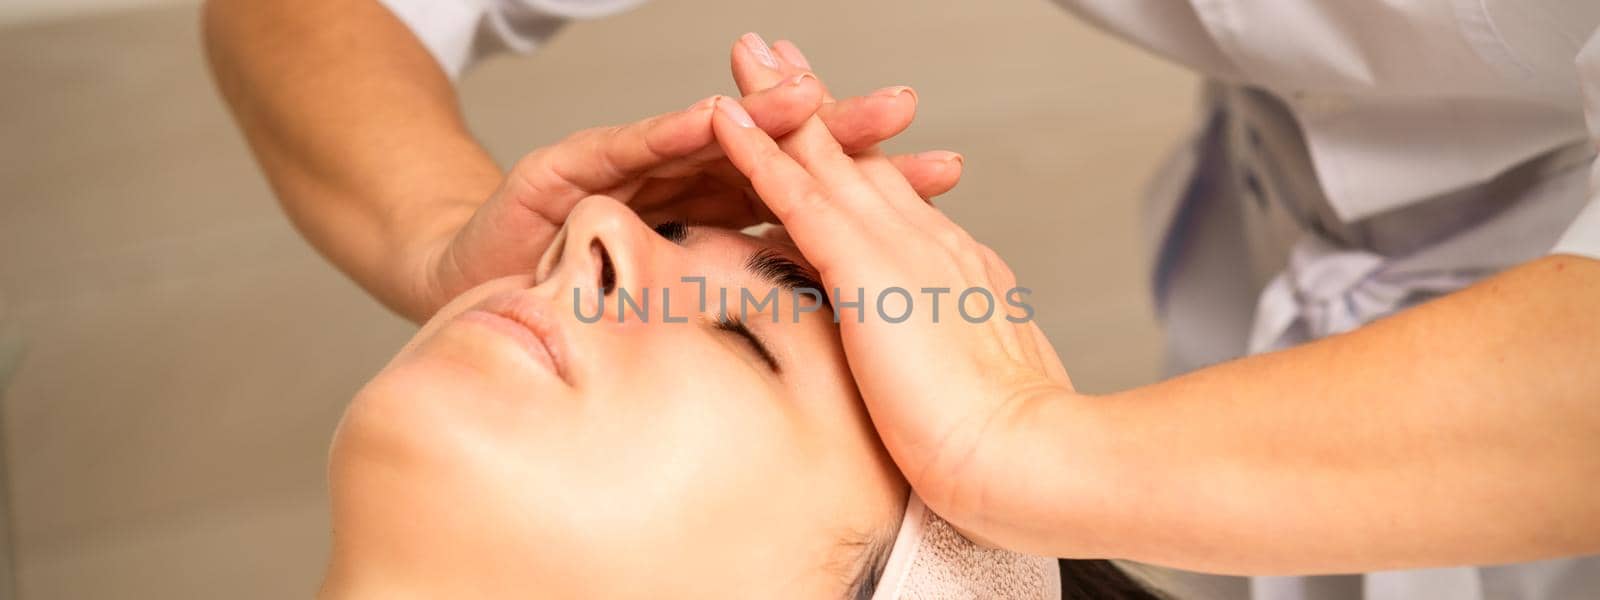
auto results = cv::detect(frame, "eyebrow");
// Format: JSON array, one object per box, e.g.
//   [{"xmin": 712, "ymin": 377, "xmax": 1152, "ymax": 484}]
[
  {"xmin": 653, "ymin": 221, "xmax": 828, "ymax": 306},
  {"xmin": 744, "ymin": 248, "xmax": 828, "ymax": 306},
  {"xmin": 652, "ymin": 221, "xmax": 688, "ymax": 244}
]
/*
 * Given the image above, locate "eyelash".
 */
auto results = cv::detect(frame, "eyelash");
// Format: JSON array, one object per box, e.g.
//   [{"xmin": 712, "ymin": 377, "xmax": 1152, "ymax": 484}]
[
  {"xmin": 655, "ymin": 222, "xmax": 781, "ymax": 373},
  {"xmin": 714, "ymin": 315, "xmax": 781, "ymax": 373}
]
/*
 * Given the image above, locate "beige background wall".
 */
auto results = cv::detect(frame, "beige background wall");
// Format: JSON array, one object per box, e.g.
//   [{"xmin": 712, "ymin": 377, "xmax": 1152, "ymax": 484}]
[
  {"xmin": 0, "ymin": 0, "xmax": 196, "ymax": 27},
  {"xmin": 0, "ymin": 1, "xmax": 1199, "ymax": 597}
]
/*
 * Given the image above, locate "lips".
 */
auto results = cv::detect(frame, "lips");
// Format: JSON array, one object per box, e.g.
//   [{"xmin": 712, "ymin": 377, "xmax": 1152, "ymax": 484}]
[{"xmin": 465, "ymin": 291, "xmax": 573, "ymax": 384}]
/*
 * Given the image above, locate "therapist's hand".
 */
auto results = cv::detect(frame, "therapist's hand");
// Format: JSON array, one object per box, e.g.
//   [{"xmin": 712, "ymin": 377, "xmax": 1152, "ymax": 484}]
[
  {"xmin": 710, "ymin": 94, "xmax": 1076, "ymax": 550},
  {"xmin": 415, "ymin": 35, "xmax": 961, "ymax": 321}
]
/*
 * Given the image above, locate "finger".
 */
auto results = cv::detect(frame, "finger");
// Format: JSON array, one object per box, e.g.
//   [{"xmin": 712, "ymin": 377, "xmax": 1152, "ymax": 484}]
[
  {"xmin": 667, "ymin": 158, "xmax": 955, "ymax": 231},
  {"xmin": 732, "ymin": 33, "xmax": 866, "ymax": 172},
  {"xmin": 732, "ymin": 33, "xmax": 815, "ymax": 97},
  {"xmin": 694, "ymin": 152, "xmax": 940, "ymax": 227},
  {"xmin": 730, "ymin": 37, "xmax": 877, "ymax": 190},
  {"xmin": 888, "ymin": 151, "xmax": 964, "ymax": 199},
  {"xmin": 710, "ymin": 97, "xmax": 821, "ymax": 220},
  {"xmin": 854, "ymin": 150, "xmax": 954, "ymax": 227},
  {"xmin": 712, "ymin": 97, "xmax": 884, "ymax": 273},
  {"xmin": 514, "ymin": 97, "xmax": 717, "ymax": 197},
  {"xmin": 636, "ymin": 149, "xmax": 960, "ymax": 225},
  {"xmin": 739, "ymin": 37, "xmax": 922, "ymax": 166},
  {"xmin": 515, "ymin": 80, "xmax": 817, "ymax": 202},
  {"xmin": 856, "ymin": 154, "xmax": 925, "ymax": 210},
  {"xmin": 739, "ymin": 73, "xmax": 826, "ymax": 139},
  {"xmin": 628, "ymin": 73, "xmax": 823, "ymax": 183},
  {"xmin": 629, "ymin": 76, "xmax": 825, "ymax": 180},
  {"xmin": 759, "ymin": 39, "xmax": 922, "ymax": 158},
  {"xmin": 815, "ymin": 87, "xmax": 917, "ymax": 152},
  {"xmin": 771, "ymin": 39, "xmax": 811, "ymax": 71},
  {"xmin": 770, "ymin": 39, "xmax": 916, "ymax": 155}
]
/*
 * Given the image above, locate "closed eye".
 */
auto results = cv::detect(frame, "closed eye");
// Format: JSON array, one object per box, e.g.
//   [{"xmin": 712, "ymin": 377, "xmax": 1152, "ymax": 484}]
[{"xmin": 714, "ymin": 315, "xmax": 780, "ymax": 373}]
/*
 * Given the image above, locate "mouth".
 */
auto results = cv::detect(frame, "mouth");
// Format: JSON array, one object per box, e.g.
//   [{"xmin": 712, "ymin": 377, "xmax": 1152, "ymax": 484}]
[{"xmin": 460, "ymin": 291, "xmax": 573, "ymax": 384}]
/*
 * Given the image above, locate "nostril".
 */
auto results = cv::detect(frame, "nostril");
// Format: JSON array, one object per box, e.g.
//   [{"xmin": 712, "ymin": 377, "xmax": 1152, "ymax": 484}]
[{"xmin": 591, "ymin": 240, "xmax": 616, "ymax": 295}]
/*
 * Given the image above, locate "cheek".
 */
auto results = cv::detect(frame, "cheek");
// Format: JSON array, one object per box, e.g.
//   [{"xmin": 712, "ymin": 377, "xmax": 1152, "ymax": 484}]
[
  {"xmin": 331, "ymin": 362, "xmax": 607, "ymax": 580},
  {"xmin": 328, "ymin": 367, "xmax": 530, "ymax": 568},
  {"xmin": 566, "ymin": 327, "xmax": 809, "ymax": 515},
  {"xmin": 332, "ymin": 362, "xmax": 521, "ymax": 503},
  {"xmin": 333, "ymin": 346, "xmax": 575, "ymax": 506},
  {"xmin": 582, "ymin": 326, "xmax": 795, "ymax": 471}
]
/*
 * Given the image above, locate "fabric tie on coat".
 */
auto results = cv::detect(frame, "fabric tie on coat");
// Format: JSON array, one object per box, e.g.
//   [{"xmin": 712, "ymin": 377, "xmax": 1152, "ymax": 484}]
[{"xmin": 1246, "ymin": 236, "xmax": 1486, "ymax": 354}]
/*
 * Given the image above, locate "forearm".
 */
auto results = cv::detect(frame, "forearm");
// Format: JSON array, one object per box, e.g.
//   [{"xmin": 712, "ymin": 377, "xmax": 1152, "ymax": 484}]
[
  {"xmin": 202, "ymin": 0, "xmax": 501, "ymax": 317},
  {"xmin": 1026, "ymin": 255, "xmax": 1600, "ymax": 573}
]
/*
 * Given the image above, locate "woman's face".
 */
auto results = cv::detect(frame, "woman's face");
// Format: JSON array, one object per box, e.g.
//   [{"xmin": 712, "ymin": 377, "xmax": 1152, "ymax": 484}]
[{"xmin": 324, "ymin": 197, "xmax": 905, "ymax": 598}]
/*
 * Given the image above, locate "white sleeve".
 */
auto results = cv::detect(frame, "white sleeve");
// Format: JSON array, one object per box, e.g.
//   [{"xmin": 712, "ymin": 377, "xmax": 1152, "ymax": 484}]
[
  {"xmin": 379, "ymin": 0, "xmax": 646, "ymax": 79},
  {"xmin": 1551, "ymin": 28, "xmax": 1600, "ymax": 259}
]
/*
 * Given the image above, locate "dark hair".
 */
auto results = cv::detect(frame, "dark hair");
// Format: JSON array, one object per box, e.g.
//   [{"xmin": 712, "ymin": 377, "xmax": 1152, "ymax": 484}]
[
  {"xmin": 1059, "ymin": 559, "xmax": 1167, "ymax": 600},
  {"xmin": 843, "ymin": 527, "xmax": 896, "ymax": 600},
  {"xmin": 841, "ymin": 534, "xmax": 1164, "ymax": 599}
]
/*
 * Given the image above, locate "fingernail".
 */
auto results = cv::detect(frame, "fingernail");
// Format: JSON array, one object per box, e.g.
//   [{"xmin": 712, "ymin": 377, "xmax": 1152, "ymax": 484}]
[
  {"xmin": 715, "ymin": 97, "xmax": 756, "ymax": 128},
  {"xmin": 773, "ymin": 40, "xmax": 811, "ymax": 69},
  {"xmin": 918, "ymin": 150, "xmax": 963, "ymax": 165},
  {"xmin": 740, "ymin": 32, "xmax": 779, "ymax": 69},
  {"xmin": 787, "ymin": 72, "xmax": 817, "ymax": 88},
  {"xmin": 873, "ymin": 86, "xmax": 917, "ymax": 102}
]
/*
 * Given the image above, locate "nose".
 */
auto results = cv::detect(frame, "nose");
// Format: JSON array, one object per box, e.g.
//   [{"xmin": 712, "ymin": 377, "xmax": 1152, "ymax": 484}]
[{"xmin": 534, "ymin": 195, "xmax": 661, "ymax": 302}]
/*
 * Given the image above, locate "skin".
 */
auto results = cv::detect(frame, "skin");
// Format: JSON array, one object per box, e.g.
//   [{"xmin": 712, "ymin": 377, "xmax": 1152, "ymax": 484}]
[
  {"xmin": 201, "ymin": 0, "xmax": 1600, "ymax": 575},
  {"xmin": 201, "ymin": 0, "xmax": 962, "ymax": 322},
  {"xmin": 322, "ymin": 196, "xmax": 906, "ymax": 599},
  {"xmin": 710, "ymin": 84, "xmax": 1600, "ymax": 575}
]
